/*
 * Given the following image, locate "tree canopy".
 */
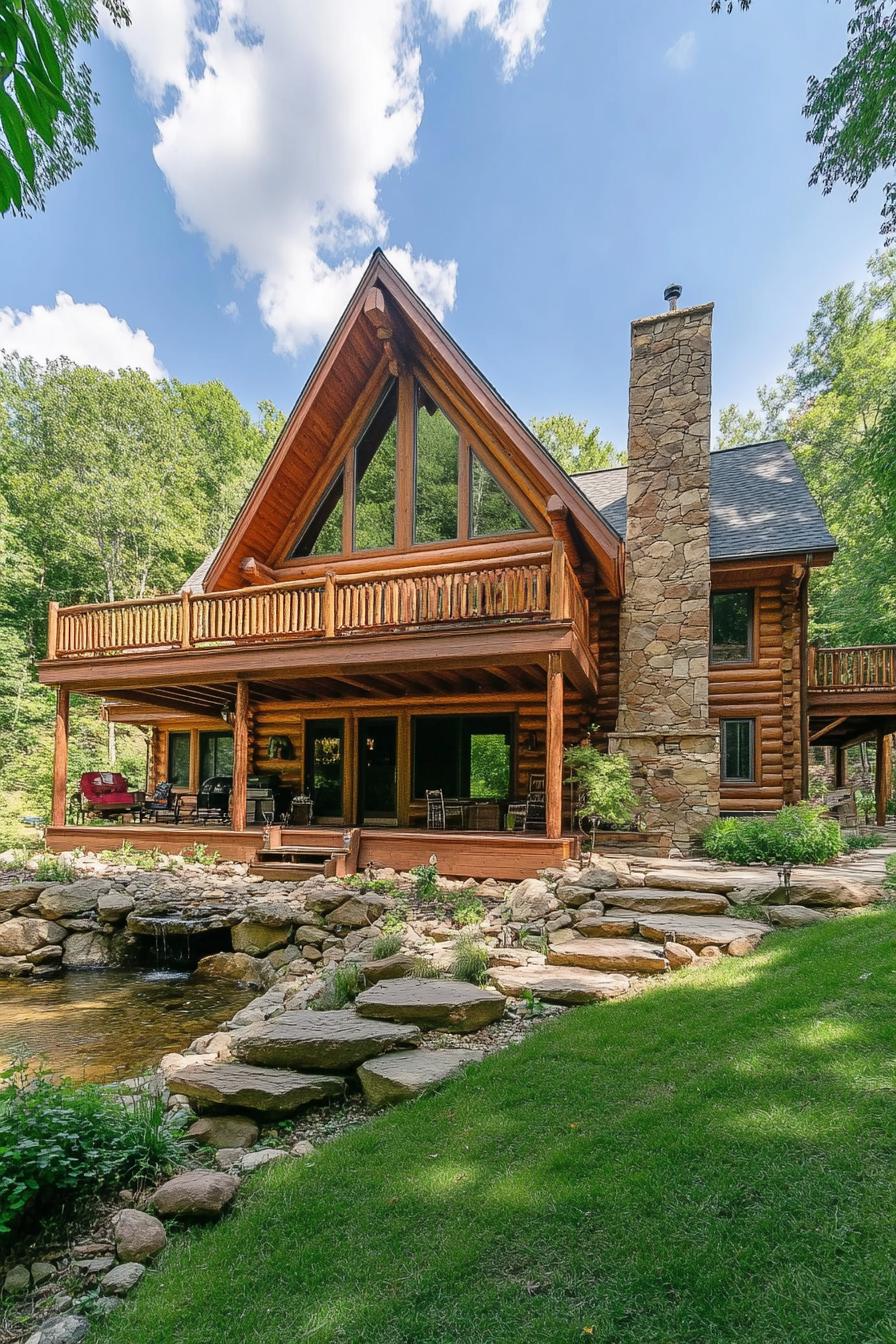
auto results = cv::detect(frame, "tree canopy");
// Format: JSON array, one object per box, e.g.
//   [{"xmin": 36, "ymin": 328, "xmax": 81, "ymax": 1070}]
[
  {"xmin": 530, "ymin": 413, "xmax": 621, "ymax": 473},
  {"xmin": 714, "ymin": 0, "xmax": 896, "ymax": 237}
]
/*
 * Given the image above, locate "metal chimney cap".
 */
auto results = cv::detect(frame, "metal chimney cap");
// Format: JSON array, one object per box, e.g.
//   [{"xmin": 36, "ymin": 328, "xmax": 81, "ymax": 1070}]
[{"xmin": 664, "ymin": 283, "xmax": 683, "ymax": 310}]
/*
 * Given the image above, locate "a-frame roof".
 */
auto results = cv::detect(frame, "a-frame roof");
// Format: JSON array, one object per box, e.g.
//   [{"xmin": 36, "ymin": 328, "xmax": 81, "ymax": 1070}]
[{"xmin": 203, "ymin": 250, "xmax": 624, "ymax": 595}]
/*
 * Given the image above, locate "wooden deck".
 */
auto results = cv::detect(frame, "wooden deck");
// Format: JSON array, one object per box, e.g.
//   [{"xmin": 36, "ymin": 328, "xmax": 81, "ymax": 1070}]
[{"xmin": 44, "ymin": 823, "xmax": 580, "ymax": 880}]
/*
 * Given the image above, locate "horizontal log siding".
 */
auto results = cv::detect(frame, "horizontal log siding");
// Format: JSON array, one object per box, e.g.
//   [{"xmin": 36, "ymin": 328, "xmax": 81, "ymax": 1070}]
[{"xmin": 710, "ymin": 575, "xmax": 802, "ymax": 812}]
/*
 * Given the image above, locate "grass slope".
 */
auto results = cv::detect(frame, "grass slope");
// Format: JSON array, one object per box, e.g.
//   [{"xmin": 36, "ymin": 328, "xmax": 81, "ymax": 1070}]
[{"xmin": 98, "ymin": 910, "xmax": 896, "ymax": 1344}]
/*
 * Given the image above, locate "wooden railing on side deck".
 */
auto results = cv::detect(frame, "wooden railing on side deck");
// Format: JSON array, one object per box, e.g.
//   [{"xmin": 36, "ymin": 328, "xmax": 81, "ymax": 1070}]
[
  {"xmin": 809, "ymin": 644, "xmax": 896, "ymax": 691},
  {"xmin": 47, "ymin": 548, "xmax": 587, "ymax": 660}
]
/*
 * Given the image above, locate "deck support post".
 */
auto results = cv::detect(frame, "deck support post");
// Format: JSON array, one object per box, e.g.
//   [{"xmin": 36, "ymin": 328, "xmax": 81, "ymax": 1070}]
[
  {"xmin": 231, "ymin": 679, "xmax": 249, "ymax": 831},
  {"xmin": 834, "ymin": 745, "xmax": 847, "ymax": 791},
  {"xmin": 545, "ymin": 652, "xmax": 564, "ymax": 839},
  {"xmin": 51, "ymin": 687, "xmax": 70, "ymax": 827},
  {"xmin": 875, "ymin": 726, "xmax": 892, "ymax": 827}
]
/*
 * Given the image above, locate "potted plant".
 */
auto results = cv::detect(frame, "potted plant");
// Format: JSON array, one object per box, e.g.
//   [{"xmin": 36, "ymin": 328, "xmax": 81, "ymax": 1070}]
[{"xmin": 564, "ymin": 745, "xmax": 638, "ymax": 842}]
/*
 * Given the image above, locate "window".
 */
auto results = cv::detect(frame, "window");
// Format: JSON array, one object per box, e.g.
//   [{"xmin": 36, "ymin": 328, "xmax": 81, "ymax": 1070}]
[
  {"xmin": 354, "ymin": 381, "xmax": 397, "ymax": 551},
  {"xmin": 291, "ymin": 469, "xmax": 344, "ymax": 558},
  {"xmin": 721, "ymin": 719, "xmax": 754, "ymax": 783},
  {"xmin": 469, "ymin": 451, "xmax": 530, "ymax": 537},
  {"xmin": 199, "ymin": 731, "xmax": 233, "ymax": 782},
  {"xmin": 415, "ymin": 387, "xmax": 459, "ymax": 544},
  {"xmin": 167, "ymin": 732, "xmax": 190, "ymax": 788},
  {"xmin": 412, "ymin": 714, "xmax": 514, "ymax": 799},
  {"xmin": 711, "ymin": 590, "xmax": 754, "ymax": 663}
]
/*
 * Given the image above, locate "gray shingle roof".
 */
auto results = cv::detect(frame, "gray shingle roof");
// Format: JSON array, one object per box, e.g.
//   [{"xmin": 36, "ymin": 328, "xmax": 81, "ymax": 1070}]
[{"xmin": 571, "ymin": 440, "xmax": 837, "ymax": 561}]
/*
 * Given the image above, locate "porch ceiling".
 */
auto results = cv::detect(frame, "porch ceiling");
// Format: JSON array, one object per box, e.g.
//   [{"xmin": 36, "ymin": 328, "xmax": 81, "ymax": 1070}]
[{"xmin": 808, "ymin": 712, "xmax": 896, "ymax": 750}]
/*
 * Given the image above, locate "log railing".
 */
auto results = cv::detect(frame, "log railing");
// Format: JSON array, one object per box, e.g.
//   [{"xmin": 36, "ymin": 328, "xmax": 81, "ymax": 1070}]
[
  {"xmin": 47, "ymin": 549, "xmax": 586, "ymax": 660},
  {"xmin": 809, "ymin": 644, "xmax": 896, "ymax": 691}
]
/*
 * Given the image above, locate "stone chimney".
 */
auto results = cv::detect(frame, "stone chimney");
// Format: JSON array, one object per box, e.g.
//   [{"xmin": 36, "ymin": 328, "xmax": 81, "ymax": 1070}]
[{"xmin": 609, "ymin": 295, "xmax": 720, "ymax": 850}]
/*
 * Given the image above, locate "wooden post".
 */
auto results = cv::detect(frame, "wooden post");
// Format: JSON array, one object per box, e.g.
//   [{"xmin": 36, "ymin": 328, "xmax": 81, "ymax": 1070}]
[
  {"xmin": 47, "ymin": 601, "xmax": 59, "ymax": 660},
  {"xmin": 545, "ymin": 652, "xmax": 564, "ymax": 839},
  {"xmin": 180, "ymin": 589, "xmax": 192, "ymax": 648},
  {"xmin": 231, "ymin": 679, "xmax": 249, "ymax": 832},
  {"xmin": 875, "ymin": 726, "xmax": 892, "ymax": 826},
  {"xmin": 835, "ymin": 745, "xmax": 847, "ymax": 791},
  {"xmin": 549, "ymin": 537, "xmax": 566, "ymax": 621},
  {"xmin": 324, "ymin": 572, "xmax": 336, "ymax": 638},
  {"xmin": 51, "ymin": 688, "xmax": 70, "ymax": 827}
]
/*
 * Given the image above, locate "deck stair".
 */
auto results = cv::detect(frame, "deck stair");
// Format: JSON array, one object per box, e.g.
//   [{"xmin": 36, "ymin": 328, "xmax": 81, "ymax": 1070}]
[{"xmin": 249, "ymin": 826, "xmax": 361, "ymax": 881}]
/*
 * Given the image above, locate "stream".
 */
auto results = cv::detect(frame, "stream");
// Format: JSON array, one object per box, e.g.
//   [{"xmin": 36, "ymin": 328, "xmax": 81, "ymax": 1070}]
[{"xmin": 0, "ymin": 970, "xmax": 253, "ymax": 1083}]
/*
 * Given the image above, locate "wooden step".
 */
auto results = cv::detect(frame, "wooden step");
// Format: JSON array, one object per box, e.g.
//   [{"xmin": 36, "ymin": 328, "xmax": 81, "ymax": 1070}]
[{"xmin": 248, "ymin": 862, "xmax": 328, "ymax": 881}]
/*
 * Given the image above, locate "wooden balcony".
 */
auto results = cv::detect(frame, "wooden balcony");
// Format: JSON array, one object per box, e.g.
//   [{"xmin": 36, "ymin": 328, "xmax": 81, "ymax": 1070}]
[
  {"xmin": 809, "ymin": 645, "xmax": 896, "ymax": 695},
  {"xmin": 44, "ymin": 542, "xmax": 592, "ymax": 683}
]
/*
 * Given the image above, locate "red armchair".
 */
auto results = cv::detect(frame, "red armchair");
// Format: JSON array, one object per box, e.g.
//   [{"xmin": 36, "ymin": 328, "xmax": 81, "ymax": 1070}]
[{"xmin": 78, "ymin": 772, "xmax": 141, "ymax": 820}]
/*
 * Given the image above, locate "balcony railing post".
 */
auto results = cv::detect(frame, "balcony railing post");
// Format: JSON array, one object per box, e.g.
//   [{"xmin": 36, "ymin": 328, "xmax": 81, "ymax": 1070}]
[
  {"xmin": 549, "ymin": 537, "xmax": 566, "ymax": 621},
  {"xmin": 324, "ymin": 571, "xmax": 336, "ymax": 638},
  {"xmin": 180, "ymin": 589, "xmax": 192, "ymax": 649},
  {"xmin": 47, "ymin": 600, "xmax": 59, "ymax": 660}
]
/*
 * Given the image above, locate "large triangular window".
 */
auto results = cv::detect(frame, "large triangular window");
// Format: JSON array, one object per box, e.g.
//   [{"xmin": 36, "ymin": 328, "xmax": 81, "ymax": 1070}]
[
  {"xmin": 415, "ymin": 386, "xmax": 459, "ymax": 544},
  {"xmin": 354, "ymin": 381, "xmax": 397, "ymax": 551},
  {"xmin": 469, "ymin": 451, "xmax": 531, "ymax": 537},
  {"xmin": 291, "ymin": 468, "xmax": 344, "ymax": 558}
]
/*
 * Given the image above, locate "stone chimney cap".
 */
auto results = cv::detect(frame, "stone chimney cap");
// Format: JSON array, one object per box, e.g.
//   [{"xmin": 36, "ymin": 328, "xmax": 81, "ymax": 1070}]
[{"xmin": 664, "ymin": 283, "xmax": 683, "ymax": 310}]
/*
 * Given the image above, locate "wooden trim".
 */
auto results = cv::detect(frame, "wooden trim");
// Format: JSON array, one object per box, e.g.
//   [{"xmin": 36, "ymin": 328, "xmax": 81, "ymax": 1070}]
[
  {"xmin": 51, "ymin": 688, "xmax": 69, "ymax": 827},
  {"xmin": 545, "ymin": 652, "xmax": 563, "ymax": 838}
]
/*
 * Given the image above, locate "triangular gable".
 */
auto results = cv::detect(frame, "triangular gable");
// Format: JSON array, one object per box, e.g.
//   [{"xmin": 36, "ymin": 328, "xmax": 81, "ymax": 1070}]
[{"xmin": 204, "ymin": 250, "xmax": 623, "ymax": 595}]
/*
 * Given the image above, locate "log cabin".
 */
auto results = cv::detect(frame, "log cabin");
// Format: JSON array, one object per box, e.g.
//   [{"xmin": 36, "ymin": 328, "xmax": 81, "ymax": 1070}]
[{"xmin": 38, "ymin": 253, "xmax": 896, "ymax": 877}]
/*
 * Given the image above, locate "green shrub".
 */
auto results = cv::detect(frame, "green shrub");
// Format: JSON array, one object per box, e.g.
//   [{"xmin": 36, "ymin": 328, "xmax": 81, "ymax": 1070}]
[
  {"xmin": 346, "ymin": 875, "xmax": 401, "ymax": 900},
  {"xmin": 564, "ymin": 746, "xmax": 638, "ymax": 829},
  {"xmin": 100, "ymin": 842, "xmax": 166, "ymax": 872},
  {"xmin": 450, "ymin": 895, "xmax": 485, "ymax": 927},
  {"xmin": 380, "ymin": 907, "xmax": 407, "ymax": 936},
  {"xmin": 410, "ymin": 956, "xmax": 442, "ymax": 979},
  {"xmin": 182, "ymin": 843, "xmax": 220, "ymax": 867},
  {"xmin": 844, "ymin": 832, "xmax": 884, "ymax": 852},
  {"xmin": 0, "ymin": 1060, "xmax": 182, "ymax": 1239},
  {"xmin": 410, "ymin": 858, "xmax": 440, "ymax": 901},
  {"xmin": 32, "ymin": 852, "xmax": 75, "ymax": 882},
  {"xmin": 312, "ymin": 963, "xmax": 364, "ymax": 1010},
  {"xmin": 451, "ymin": 932, "xmax": 489, "ymax": 986},
  {"xmin": 369, "ymin": 931, "xmax": 404, "ymax": 960},
  {"xmin": 885, "ymin": 854, "xmax": 896, "ymax": 890},
  {"xmin": 702, "ymin": 804, "xmax": 842, "ymax": 866}
]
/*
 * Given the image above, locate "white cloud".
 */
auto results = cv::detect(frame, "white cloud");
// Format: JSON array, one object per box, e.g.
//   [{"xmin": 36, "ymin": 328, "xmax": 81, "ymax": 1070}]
[
  {"xmin": 664, "ymin": 31, "xmax": 696, "ymax": 72},
  {"xmin": 221, "ymin": 300, "xmax": 240, "ymax": 320},
  {"xmin": 99, "ymin": 0, "xmax": 198, "ymax": 104},
  {"xmin": 427, "ymin": 0, "xmax": 550, "ymax": 76},
  {"xmin": 0, "ymin": 293, "xmax": 166, "ymax": 376},
  {"xmin": 103, "ymin": 0, "xmax": 546, "ymax": 354}
]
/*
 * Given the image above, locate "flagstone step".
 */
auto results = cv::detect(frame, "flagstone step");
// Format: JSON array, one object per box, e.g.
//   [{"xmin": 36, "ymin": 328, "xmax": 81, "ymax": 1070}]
[
  {"xmin": 488, "ymin": 964, "xmax": 631, "ymax": 1004},
  {"xmin": 167, "ymin": 1061, "xmax": 345, "ymax": 1117},
  {"xmin": 604, "ymin": 910, "xmax": 771, "ymax": 951},
  {"xmin": 354, "ymin": 977, "xmax": 507, "ymax": 1032},
  {"xmin": 547, "ymin": 937, "xmax": 669, "ymax": 975},
  {"xmin": 357, "ymin": 1048, "xmax": 485, "ymax": 1107},
  {"xmin": 232, "ymin": 1010, "xmax": 421, "ymax": 1071},
  {"xmin": 602, "ymin": 888, "xmax": 730, "ymax": 916},
  {"xmin": 572, "ymin": 913, "xmax": 640, "ymax": 938}
]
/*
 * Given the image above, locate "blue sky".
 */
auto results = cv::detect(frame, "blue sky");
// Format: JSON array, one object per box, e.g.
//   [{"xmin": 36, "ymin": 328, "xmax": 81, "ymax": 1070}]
[{"xmin": 0, "ymin": 0, "xmax": 884, "ymax": 451}]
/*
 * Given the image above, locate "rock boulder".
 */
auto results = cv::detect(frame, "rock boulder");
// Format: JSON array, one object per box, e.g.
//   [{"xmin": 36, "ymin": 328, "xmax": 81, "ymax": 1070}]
[
  {"xmin": 354, "ymin": 977, "xmax": 506, "ymax": 1032},
  {"xmin": 167, "ymin": 1061, "xmax": 344, "ymax": 1117},
  {"xmin": 233, "ymin": 1009, "xmax": 421, "ymax": 1070},
  {"xmin": 110, "ymin": 1209, "xmax": 167, "ymax": 1263},
  {"xmin": 37, "ymin": 879, "xmax": 108, "ymax": 921},
  {"xmin": 152, "ymin": 1170, "xmax": 239, "ymax": 1220},
  {"xmin": 358, "ymin": 1048, "xmax": 485, "ymax": 1107}
]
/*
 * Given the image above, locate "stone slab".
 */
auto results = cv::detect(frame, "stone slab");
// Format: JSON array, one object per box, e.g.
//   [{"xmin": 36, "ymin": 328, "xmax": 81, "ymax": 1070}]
[
  {"xmin": 646, "ymin": 870, "xmax": 744, "ymax": 895},
  {"xmin": 763, "ymin": 879, "xmax": 877, "ymax": 908},
  {"xmin": 766, "ymin": 904, "xmax": 829, "ymax": 928},
  {"xmin": 609, "ymin": 910, "xmax": 771, "ymax": 950},
  {"xmin": 488, "ymin": 964, "xmax": 631, "ymax": 1004},
  {"xmin": 605, "ymin": 888, "xmax": 730, "ymax": 915},
  {"xmin": 167, "ymin": 1062, "xmax": 344, "ymax": 1117},
  {"xmin": 547, "ymin": 937, "xmax": 669, "ymax": 975},
  {"xmin": 354, "ymin": 977, "xmax": 506, "ymax": 1032},
  {"xmin": 357, "ymin": 1048, "xmax": 485, "ymax": 1107},
  {"xmin": 574, "ymin": 913, "xmax": 640, "ymax": 938},
  {"xmin": 233, "ymin": 1010, "xmax": 421, "ymax": 1070}
]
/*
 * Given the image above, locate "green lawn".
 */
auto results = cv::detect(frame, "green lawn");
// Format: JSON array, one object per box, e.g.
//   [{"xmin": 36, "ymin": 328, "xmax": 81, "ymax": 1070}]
[{"xmin": 98, "ymin": 909, "xmax": 896, "ymax": 1344}]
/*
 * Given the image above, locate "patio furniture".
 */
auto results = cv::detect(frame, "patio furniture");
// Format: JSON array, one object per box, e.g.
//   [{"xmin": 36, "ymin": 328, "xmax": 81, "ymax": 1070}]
[
  {"xmin": 78, "ymin": 771, "xmax": 141, "ymax": 820},
  {"xmin": 507, "ymin": 774, "xmax": 546, "ymax": 832},
  {"xmin": 464, "ymin": 800, "xmax": 502, "ymax": 831},
  {"xmin": 289, "ymin": 794, "xmax": 314, "ymax": 826},
  {"xmin": 185, "ymin": 776, "xmax": 231, "ymax": 825},
  {"xmin": 426, "ymin": 789, "xmax": 464, "ymax": 830},
  {"xmin": 68, "ymin": 790, "xmax": 85, "ymax": 824},
  {"xmin": 142, "ymin": 781, "xmax": 181, "ymax": 824}
]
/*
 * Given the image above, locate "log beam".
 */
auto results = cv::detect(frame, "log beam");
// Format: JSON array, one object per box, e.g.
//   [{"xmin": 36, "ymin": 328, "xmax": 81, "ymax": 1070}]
[
  {"xmin": 546, "ymin": 652, "xmax": 564, "ymax": 839},
  {"xmin": 231, "ymin": 678, "xmax": 249, "ymax": 831},
  {"xmin": 51, "ymin": 688, "xmax": 70, "ymax": 827}
]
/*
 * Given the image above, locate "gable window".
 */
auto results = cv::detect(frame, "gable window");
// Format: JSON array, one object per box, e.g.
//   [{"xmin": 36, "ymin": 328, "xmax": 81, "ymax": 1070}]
[
  {"xmin": 469, "ymin": 451, "xmax": 530, "ymax": 537},
  {"xmin": 291, "ymin": 469, "xmax": 344, "ymax": 558},
  {"xmin": 415, "ymin": 386, "xmax": 459, "ymax": 544},
  {"xmin": 721, "ymin": 719, "xmax": 754, "ymax": 783},
  {"xmin": 711, "ymin": 589, "xmax": 754, "ymax": 664},
  {"xmin": 354, "ymin": 381, "xmax": 397, "ymax": 551}
]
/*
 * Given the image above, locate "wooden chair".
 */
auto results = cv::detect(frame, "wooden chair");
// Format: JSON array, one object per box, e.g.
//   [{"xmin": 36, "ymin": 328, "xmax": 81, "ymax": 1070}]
[{"xmin": 426, "ymin": 789, "xmax": 464, "ymax": 830}]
